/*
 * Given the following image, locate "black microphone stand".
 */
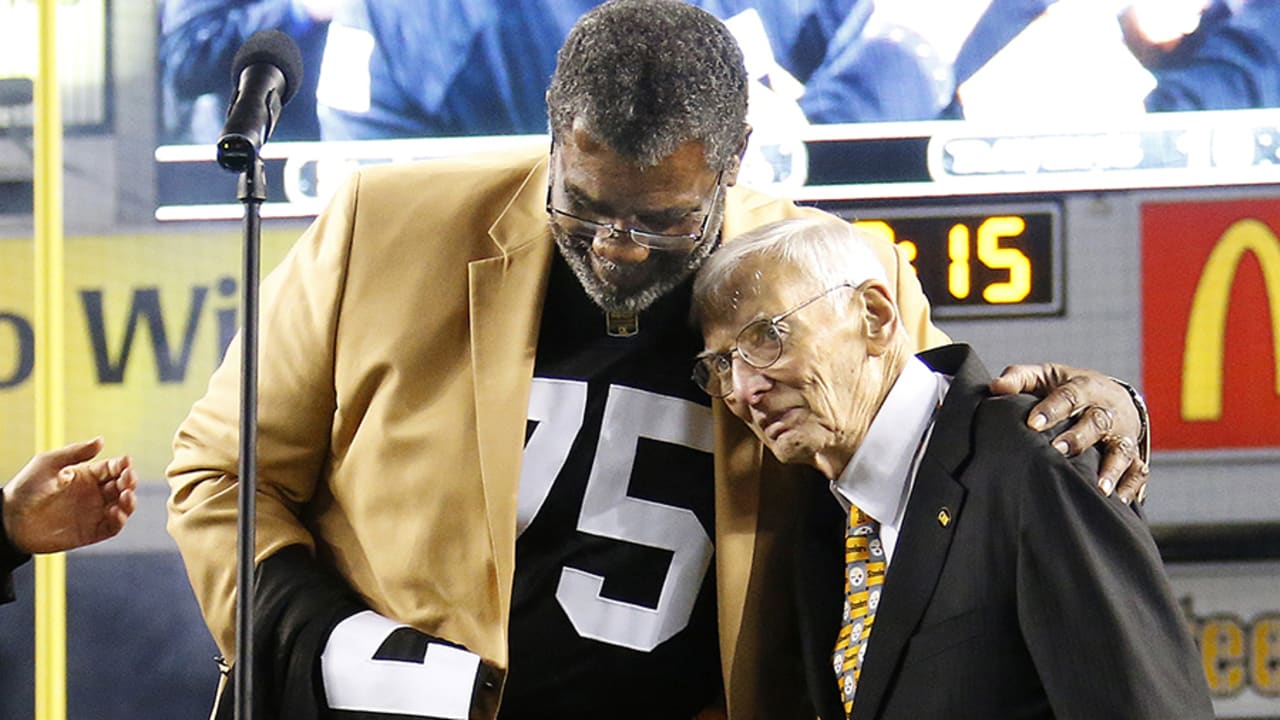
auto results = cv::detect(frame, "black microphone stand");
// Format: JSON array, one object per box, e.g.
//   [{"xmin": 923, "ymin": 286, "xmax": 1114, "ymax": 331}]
[
  {"xmin": 216, "ymin": 30, "xmax": 301, "ymax": 720},
  {"xmin": 231, "ymin": 152, "xmax": 266, "ymax": 720}
]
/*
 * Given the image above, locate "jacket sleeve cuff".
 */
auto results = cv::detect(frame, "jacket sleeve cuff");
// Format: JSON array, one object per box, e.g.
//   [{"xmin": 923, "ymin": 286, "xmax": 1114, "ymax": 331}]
[
  {"xmin": 0, "ymin": 489, "xmax": 33, "ymax": 604},
  {"xmin": 0, "ymin": 488, "xmax": 33, "ymax": 574}
]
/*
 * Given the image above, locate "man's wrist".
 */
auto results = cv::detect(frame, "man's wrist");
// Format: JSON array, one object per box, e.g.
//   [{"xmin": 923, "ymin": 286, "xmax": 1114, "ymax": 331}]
[
  {"xmin": 0, "ymin": 487, "xmax": 32, "ymax": 571},
  {"xmin": 1110, "ymin": 377, "xmax": 1150, "ymax": 463}
]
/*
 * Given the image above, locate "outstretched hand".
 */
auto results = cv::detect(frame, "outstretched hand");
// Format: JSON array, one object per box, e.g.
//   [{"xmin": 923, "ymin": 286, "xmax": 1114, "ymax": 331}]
[
  {"xmin": 3, "ymin": 437, "xmax": 138, "ymax": 555},
  {"xmin": 991, "ymin": 363, "xmax": 1148, "ymax": 504}
]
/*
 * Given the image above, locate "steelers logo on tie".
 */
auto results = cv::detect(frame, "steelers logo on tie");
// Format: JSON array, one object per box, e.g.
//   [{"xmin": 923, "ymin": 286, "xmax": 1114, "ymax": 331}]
[
  {"xmin": 836, "ymin": 504, "xmax": 882, "ymax": 713},
  {"xmin": 848, "ymin": 566, "xmax": 866, "ymax": 587}
]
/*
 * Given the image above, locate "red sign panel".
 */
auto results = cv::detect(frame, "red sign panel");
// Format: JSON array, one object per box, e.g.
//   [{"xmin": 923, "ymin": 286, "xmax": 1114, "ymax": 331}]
[{"xmin": 1142, "ymin": 198, "xmax": 1280, "ymax": 450}]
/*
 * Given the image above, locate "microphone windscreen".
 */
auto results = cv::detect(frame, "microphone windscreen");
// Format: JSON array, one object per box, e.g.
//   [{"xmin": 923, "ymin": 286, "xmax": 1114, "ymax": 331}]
[{"xmin": 230, "ymin": 29, "xmax": 304, "ymax": 105}]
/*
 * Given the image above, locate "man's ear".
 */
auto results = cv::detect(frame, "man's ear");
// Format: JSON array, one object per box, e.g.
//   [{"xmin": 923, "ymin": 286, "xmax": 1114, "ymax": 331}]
[
  {"xmin": 860, "ymin": 281, "xmax": 898, "ymax": 356},
  {"xmin": 724, "ymin": 124, "xmax": 752, "ymax": 186}
]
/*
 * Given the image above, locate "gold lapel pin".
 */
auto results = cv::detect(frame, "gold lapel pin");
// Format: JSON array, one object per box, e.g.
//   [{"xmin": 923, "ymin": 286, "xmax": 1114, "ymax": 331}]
[{"xmin": 937, "ymin": 507, "xmax": 952, "ymax": 527}]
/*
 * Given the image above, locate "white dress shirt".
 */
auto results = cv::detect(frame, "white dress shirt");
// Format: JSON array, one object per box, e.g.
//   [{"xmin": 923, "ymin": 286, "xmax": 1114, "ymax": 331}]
[{"xmin": 830, "ymin": 355, "xmax": 952, "ymax": 566}]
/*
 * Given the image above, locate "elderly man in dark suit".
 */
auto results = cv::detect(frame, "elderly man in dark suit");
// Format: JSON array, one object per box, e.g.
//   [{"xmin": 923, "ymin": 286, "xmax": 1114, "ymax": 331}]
[{"xmin": 690, "ymin": 217, "xmax": 1213, "ymax": 720}]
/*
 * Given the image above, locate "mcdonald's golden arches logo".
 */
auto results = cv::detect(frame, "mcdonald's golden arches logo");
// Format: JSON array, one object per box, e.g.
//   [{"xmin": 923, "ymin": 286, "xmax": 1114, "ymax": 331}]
[{"xmin": 1142, "ymin": 199, "xmax": 1280, "ymax": 450}]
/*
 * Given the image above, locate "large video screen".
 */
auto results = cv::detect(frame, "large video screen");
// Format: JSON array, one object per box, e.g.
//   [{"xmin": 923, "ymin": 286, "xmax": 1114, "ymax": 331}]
[
  {"xmin": 154, "ymin": 0, "xmax": 1280, "ymax": 220},
  {"xmin": 0, "ymin": 0, "xmax": 110, "ymax": 133}
]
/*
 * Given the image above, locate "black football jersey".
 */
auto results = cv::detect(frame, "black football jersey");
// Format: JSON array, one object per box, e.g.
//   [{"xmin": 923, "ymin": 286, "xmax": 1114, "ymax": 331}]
[{"xmin": 499, "ymin": 255, "xmax": 722, "ymax": 718}]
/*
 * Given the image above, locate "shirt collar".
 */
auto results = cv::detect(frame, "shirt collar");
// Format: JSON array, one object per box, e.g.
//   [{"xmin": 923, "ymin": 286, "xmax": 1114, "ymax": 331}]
[{"xmin": 832, "ymin": 355, "xmax": 945, "ymax": 526}]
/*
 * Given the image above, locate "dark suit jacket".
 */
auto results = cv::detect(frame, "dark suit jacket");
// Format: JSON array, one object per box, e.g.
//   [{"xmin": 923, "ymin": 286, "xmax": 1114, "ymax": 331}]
[
  {"xmin": 795, "ymin": 344, "xmax": 1213, "ymax": 720},
  {"xmin": 1, "ymin": 490, "xmax": 30, "ymax": 604}
]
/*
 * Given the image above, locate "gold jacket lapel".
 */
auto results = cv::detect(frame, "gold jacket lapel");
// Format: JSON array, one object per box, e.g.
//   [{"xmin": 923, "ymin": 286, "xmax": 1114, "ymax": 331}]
[{"xmin": 467, "ymin": 157, "xmax": 554, "ymax": 625}]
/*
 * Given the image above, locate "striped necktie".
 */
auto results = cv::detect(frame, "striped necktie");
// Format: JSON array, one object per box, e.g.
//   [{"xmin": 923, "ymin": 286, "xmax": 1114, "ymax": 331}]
[{"xmin": 833, "ymin": 503, "xmax": 885, "ymax": 717}]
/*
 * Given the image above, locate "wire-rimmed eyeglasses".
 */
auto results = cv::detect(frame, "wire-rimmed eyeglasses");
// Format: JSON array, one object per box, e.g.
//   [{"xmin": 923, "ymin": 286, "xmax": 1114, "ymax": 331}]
[
  {"xmin": 692, "ymin": 283, "xmax": 856, "ymax": 397},
  {"xmin": 546, "ymin": 171, "xmax": 724, "ymax": 252}
]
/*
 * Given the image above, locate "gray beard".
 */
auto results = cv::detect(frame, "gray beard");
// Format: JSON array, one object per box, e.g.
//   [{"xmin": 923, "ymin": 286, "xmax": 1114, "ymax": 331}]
[{"xmin": 552, "ymin": 211, "xmax": 724, "ymax": 316}]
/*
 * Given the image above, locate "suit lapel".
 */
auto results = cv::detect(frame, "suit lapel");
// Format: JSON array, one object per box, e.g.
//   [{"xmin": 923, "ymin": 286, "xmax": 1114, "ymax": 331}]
[
  {"xmin": 713, "ymin": 188, "xmax": 788, "ymax": 699},
  {"xmin": 714, "ymin": 404, "xmax": 763, "ymax": 668},
  {"xmin": 467, "ymin": 157, "xmax": 554, "ymax": 624},
  {"xmin": 850, "ymin": 346, "xmax": 989, "ymax": 720},
  {"xmin": 793, "ymin": 477, "xmax": 850, "ymax": 720}
]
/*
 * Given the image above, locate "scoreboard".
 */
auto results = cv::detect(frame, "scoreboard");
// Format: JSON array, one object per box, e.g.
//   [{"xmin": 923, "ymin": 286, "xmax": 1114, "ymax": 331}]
[{"xmin": 831, "ymin": 202, "xmax": 1062, "ymax": 318}]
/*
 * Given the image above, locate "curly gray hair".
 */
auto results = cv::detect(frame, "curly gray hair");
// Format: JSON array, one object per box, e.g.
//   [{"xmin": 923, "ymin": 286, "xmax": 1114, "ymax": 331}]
[{"xmin": 546, "ymin": 0, "xmax": 749, "ymax": 170}]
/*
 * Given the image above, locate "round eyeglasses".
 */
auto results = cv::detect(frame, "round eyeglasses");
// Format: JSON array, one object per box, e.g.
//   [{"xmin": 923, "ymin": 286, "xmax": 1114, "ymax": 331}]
[
  {"xmin": 546, "ymin": 171, "xmax": 724, "ymax": 252},
  {"xmin": 692, "ymin": 283, "xmax": 855, "ymax": 397}
]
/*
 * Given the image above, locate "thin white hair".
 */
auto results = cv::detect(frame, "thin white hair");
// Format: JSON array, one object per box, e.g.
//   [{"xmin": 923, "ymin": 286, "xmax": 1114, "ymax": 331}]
[{"xmin": 692, "ymin": 217, "xmax": 890, "ymax": 323}]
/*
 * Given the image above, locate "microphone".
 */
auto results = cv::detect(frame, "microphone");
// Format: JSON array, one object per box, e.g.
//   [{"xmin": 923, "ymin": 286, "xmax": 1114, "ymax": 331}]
[{"xmin": 217, "ymin": 30, "xmax": 303, "ymax": 172}]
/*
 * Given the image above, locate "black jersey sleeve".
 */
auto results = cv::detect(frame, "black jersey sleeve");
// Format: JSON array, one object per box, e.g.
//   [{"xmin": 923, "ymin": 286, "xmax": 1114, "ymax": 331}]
[
  {"xmin": 213, "ymin": 544, "xmax": 366, "ymax": 719},
  {"xmin": 213, "ymin": 545, "xmax": 502, "ymax": 720}
]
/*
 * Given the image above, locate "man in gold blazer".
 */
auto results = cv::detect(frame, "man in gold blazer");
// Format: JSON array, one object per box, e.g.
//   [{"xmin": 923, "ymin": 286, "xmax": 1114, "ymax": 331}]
[{"xmin": 168, "ymin": 2, "xmax": 1148, "ymax": 718}]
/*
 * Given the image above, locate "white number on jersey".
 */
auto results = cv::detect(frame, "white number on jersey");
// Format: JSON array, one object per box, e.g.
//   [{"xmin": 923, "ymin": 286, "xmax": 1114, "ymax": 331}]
[
  {"xmin": 321, "ymin": 610, "xmax": 479, "ymax": 718},
  {"xmin": 519, "ymin": 379, "xmax": 715, "ymax": 652}
]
